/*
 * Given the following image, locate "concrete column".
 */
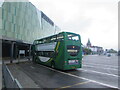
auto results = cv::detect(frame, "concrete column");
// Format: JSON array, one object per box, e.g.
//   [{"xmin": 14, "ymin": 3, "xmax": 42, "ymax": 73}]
[
  {"xmin": 0, "ymin": 40, "xmax": 2, "ymax": 59},
  {"xmin": 27, "ymin": 45, "xmax": 31, "ymax": 61},
  {"xmin": 29, "ymin": 45, "xmax": 31, "ymax": 57},
  {"xmin": 10, "ymin": 42, "xmax": 15, "ymax": 63},
  {"xmin": 15, "ymin": 44, "xmax": 18, "ymax": 59}
]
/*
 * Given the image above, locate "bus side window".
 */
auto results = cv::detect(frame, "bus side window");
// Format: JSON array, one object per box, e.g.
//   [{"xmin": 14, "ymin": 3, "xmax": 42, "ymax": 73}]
[
  {"xmin": 46, "ymin": 38, "xmax": 50, "ymax": 43},
  {"xmin": 51, "ymin": 36, "xmax": 57, "ymax": 42},
  {"xmin": 57, "ymin": 34, "xmax": 64, "ymax": 41}
]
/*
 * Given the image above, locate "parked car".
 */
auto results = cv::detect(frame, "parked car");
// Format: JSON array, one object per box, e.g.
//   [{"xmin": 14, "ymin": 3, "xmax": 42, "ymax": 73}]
[{"xmin": 107, "ymin": 53, "xmax": 111, "ymax": 57}]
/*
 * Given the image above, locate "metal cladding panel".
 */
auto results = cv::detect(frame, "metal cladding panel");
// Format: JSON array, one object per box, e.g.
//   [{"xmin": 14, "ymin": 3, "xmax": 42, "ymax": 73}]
[
  {"xmin": 5, "ymin": 21, "xmax": 10, "ymax": 31},
  {"xmin": 2, "ymin": 21, "xmax": 4, "ymax": 31},
  {"xmin": 2, "ymin": 2, "xmax": 8, "ymax": 11},
  {"xmin": 13, "ymin": 15, "xmax": 17, "ymax": 24},
  {"xmin": 6, "ymin": 31, "xmax": 13, "ymax": 38},
  {"xmin": 41, "ymin": 18, "xmax": 55, "ymax": 38},
  {"xmin": 7, "ymin": 13, "xmax": 12, "ymax": 22},
  {"xmin": 2, "ymin": 30, "xmax": 6, "ymax": 36},
  {"xmin": 3, "ymin": 9, "xmax": 8, "ymax": 21},
  {"xmin": 0, "ymin": 7, "xmax": 2, "ymax": 19},
  {"xmin": 9, "ymin": 22, "xmax": 12, "ymax": 32},
  {"xmin": 55, "ymin": 25, "xmax": 61, "ymax": 34},
  {"xmin": 0, "ymin": 7, "xmax": 2, "ymax": 30},
  {"xmin": 10, "ymin": 23, "xmax": 14, "ymax": 32},
  {"xmin": 0, "ymin": 20, "xmax": 2, "ymax": 30},
  {"xmin": 10, "ymin": 3, "xmax": 15, "ymax": 15},
  {"xmin": 0, "ymin": 29, "xmax": 2, "ymax": 36},
  {"xmin": 1, "ymin": 2, "xmax": 60, "ymax": 43},
  {"xmin": 41, "ymin": 11, "xmax": 54, "ymax": 26}
]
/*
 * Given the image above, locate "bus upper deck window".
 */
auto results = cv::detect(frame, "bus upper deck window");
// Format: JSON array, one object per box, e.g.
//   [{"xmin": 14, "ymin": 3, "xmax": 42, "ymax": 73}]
[
  {"xmin": 72, "ymin": 36, "xmax": 79, "ymax": 40},
  {"xmin": 68, "ymin": 34, "xmax": 79, "ymax": 41},
  {"xmin": 57, "ymin": 34, "xmax": 64, "ymax": 41}
]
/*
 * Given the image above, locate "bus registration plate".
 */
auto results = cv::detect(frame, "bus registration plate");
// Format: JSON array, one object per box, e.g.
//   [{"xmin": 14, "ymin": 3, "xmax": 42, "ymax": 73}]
[{"xmin": 68, "ymin": 60, "xmax": 78, "ymax": 65}]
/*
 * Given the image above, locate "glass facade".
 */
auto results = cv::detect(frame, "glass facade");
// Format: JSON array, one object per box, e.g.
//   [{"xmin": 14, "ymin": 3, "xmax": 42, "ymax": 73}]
[{"xmin": 0, "ymin": 1, "xmax": 61, "ymax": 43}]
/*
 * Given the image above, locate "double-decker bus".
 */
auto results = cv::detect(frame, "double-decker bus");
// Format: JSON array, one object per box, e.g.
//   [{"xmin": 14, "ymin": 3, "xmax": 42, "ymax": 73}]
[{"xmin": 32, "ymin": 32, "xmax": 82, "ymax": 70}]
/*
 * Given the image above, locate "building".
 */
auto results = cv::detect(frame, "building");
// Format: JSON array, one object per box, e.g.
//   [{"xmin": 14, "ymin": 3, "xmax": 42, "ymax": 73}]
[
  {"xmin": 0, "ymin": 1, "xmax": 61, "ymax": 60},
  {"xmin": 86, "ymin": 39, "xmax": 103, "ymax": 54},
  {"xmin": 86, "ymin": 38, "xmax": 91, "ymax": 48},
  {"xmin": 90, "ymin": 46, "xmax": 103, "ymax": 54}
]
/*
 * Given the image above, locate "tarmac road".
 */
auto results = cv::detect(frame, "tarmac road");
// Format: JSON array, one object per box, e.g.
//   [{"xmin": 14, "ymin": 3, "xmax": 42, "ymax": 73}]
[
  {"xmin": 7, "ymin": 55, "xmax": 119, "ymax": 89},
  {"xmin": 66, "ymin": 55, "xmax": 118, "ymax": 88}
]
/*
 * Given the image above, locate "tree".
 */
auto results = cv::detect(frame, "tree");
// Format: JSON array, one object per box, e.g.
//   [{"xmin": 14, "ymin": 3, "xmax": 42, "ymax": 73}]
[
  {"xmin": 107, "ymin": 49, "xmax": 117, "ymax": 53},
  {"xmin": 83, "ymin": 48, "xmax": 92, "ymax": 55}
]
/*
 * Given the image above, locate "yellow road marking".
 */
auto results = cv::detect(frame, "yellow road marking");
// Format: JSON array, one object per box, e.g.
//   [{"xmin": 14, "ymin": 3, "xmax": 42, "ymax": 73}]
[{"xmin": 55, "ymin": 81, "xmax": 90, "ymax": 90}]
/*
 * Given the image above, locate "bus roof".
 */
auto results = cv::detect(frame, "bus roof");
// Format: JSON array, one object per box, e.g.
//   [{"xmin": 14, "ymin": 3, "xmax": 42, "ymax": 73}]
[{"xmin": 35, "ymin": 32, "xmax": 80, "ymax": 41}]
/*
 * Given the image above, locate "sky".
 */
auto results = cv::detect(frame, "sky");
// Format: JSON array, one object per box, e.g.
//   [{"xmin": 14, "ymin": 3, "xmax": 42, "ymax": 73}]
[{"xmin": 28, "ymin": 0, "xmax": 118, "ymax": 50}]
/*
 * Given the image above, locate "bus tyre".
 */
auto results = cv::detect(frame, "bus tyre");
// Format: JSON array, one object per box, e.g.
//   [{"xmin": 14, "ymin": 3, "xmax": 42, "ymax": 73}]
[
  {"xmin": 51, "ymin": 62, "xmax": 55, "ymax": 68},
  {"xmin": 32, "ymin": 56, "xmax": 37, "ymax": 63},
  {"xmin": 32, "ymin": 56, "xmax": 34, "ymax": 62}
]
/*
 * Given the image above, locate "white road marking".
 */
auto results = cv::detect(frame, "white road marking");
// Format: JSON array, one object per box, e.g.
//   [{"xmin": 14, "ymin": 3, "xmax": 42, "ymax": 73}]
[
  {"xmin": 30, "ymin": 66, "xmax": 35, "ymax": 69},
  {"xmin": 77, "ymin": 68, "xmax": 119, "ymax": 77},
  {"xmin": 0, "ymin": 60, "xmax": 2, "ymax": 64},
  {"xmin": 38, "ymin": 64, "xmax": 119, "ymax": 89},
  {"xmin": 83, "ymin": 65, "xmax": 118, "ymax": 71},
  {"xmin": 83, "ymin": 63, "xmax": 118, "ymax": 68}
]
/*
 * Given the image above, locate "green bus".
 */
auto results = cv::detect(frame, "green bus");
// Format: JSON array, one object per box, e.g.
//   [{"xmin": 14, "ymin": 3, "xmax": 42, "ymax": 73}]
[{"xmin": 32, "ymin": 32, "xmax": 82, "ymax": 70}]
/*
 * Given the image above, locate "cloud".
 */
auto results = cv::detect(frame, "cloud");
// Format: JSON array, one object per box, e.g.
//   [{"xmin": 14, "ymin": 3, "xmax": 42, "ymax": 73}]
[{"xmin": 29, "ymin": 0, "xmax": 118, "ymax": 50}]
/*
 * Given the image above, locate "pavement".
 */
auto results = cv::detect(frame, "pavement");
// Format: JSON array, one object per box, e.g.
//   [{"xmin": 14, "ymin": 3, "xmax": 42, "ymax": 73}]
[
  {"xmin": 4, "ymin": 55, "xmax": 119, "ymax": 89},
  {"xmin": 0, "ymin": 60, "xmax": 2, "ymax": 90}
]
